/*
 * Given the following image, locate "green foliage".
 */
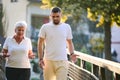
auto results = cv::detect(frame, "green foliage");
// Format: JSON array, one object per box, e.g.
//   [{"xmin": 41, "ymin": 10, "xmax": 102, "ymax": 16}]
[
  {"xmin": 90, "ymin": 36, "xmax": 104, "ymax": 54},
  {"xmin": 80, "ymin": 46, "xmax": 89, "ymax": 54},
  {"xmin": 76, "ymin": 59, "xmax": 92, "ymax": 72},
  {"xmin": 85, "ymin": 62, "xmax": 92, "ymax": 72},
  {"xmin": 45, "ymin": 0, "xmax": 120, "ymax": 26},
  {"xmin": 31, "ymin": 78, "xmax": 39, "ymax": 80}
]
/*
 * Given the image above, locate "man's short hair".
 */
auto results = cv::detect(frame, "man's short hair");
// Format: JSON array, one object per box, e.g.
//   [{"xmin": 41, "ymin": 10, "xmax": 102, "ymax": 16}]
[{"xmin": 51, "ymin": 7, "xmax": 61, "ymax": 13}]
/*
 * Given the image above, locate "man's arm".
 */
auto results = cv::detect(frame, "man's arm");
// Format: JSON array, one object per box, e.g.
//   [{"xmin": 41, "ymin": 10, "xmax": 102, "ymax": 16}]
[
  {"xmin": 37, "ymin": 37, "xmax": 44, "ymax": 61},
  {"xmin": 67, "ymin": 39, "xmax": 77, "ymax": 63},
  {"xmin": 66, "ymin": 39, "xmax": 74, "ymax": 55},
  {"xmin": 37, "ymin": 37, "xmax": 45, "ymax": 69}
]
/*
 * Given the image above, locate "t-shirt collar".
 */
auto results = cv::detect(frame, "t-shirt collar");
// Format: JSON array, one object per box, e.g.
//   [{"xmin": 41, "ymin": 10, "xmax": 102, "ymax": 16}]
[{"xmin": 50, "ymin": 21, "xmax": 62, "ymax": 26}]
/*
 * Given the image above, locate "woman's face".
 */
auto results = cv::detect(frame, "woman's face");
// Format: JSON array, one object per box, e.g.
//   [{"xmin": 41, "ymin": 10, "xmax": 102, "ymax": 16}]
[{"xmin": 15, "ymin": 26, "xmax": 25, "ymax": 37}]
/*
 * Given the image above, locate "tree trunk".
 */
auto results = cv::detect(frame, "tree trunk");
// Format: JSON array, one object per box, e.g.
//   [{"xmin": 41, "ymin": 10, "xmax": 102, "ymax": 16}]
[
  {"xmin": 104, "ymin": 21, "xmax": 112, "ymax": 80},
  {"xmin": 0, "ymin": 4, "xmax": 4, "ymax": 37},
  {"xmin": 104, "ymin": 21, "xmax": 111, "ymax": 60}
]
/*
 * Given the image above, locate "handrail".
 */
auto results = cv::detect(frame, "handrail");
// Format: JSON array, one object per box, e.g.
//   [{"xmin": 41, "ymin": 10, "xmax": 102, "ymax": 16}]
[
  {"xmin": 74, "ymin": 51, "xmax": 120, "ymax": 74},
  {"xmin": 68, "ymin": 61, "xmax": 99, "ymax": 80},
  {"xmin": 72, "ymin": 51, "xmax": 120, "ymax": 80}
]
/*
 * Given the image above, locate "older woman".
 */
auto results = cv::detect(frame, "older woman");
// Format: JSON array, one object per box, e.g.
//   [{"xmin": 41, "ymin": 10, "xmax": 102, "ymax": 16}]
[{"xmin": 2, "ymin": 21, "xmax": 34, "ymax": 80}]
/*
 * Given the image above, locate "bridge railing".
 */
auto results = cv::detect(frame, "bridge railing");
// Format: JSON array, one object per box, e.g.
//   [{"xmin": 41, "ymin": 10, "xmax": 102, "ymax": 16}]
[
  {"xmin": 68, "ymin": 61, "xmax": 99, "ymax": 80},
  {"xmin": 68, "ymin": 51, "xmax": 120, "ymax": 80}
]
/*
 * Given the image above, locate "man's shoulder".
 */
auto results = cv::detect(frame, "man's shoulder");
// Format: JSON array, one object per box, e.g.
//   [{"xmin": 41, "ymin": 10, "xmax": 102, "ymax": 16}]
[
  {"xmin": 41, "ymin": 22, "xmax": 51, "ymax": 30},
  {"xmin": 61, "ymin": 23, "xmax": 70, "ymax": 26},
  {"xmin": 61, "ymin": 23, "xmax": 71, "ymax": 29},
  {"xmin": 42, "ymin": 22, "xmax": 52, "ymax": 26}
]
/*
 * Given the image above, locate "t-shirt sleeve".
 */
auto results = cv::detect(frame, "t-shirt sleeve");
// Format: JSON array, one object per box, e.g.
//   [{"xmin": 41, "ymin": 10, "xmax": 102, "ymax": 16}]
[
  {"xmin": 3, "ymin": 37, "xmax": 9, "ymax": 49},
  {"xmin": 67, "ymin": 24, "xmax": 73, "ymax": 39},
  {"xmin": 38, "ymin": 24, "xmax": 46, "ymax": 38}
]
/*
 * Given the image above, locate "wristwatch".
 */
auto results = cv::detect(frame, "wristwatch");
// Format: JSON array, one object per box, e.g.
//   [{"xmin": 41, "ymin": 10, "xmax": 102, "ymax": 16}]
[
  {"xmin": 39, "ymin": 58, "xmax": 43, "ymax": 61},
  {"xmin": 70, "ymin": 52, "xmax": 74, "ymax": 55}
]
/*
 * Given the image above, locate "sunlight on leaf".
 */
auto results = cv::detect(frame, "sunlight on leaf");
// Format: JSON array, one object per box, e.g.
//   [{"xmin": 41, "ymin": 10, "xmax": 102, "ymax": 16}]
[
  {"xmin": 96, "ymin": 16, "xmax": 104, "ymax": 27},
  {"xmin": 42, "ymin": 0, "xmax": 49, "ymax": 5},
  {"xmin": 41, "ymin": 0, "xmax": 51, "ymax": 8},
  {"xmin": 87, "ymin": 8, "xmax": 92, "ymax": 19},
  {"xmin": 61, "ymin": 15, "xmax": 68, "ymax": 22},
  {"xmin": 87, "ymin": 8, "xmax": 97, "ymax": 21}
]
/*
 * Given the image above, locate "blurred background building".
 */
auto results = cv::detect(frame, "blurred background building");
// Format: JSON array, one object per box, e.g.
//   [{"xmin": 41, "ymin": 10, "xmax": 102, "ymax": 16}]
[
  {"xmin": 111, "ymin": 23, "xmax": 120, "ymax": 62},
  {"xmin": 2, "ymin": 0, "xmax": 50, "ymax": 37}
]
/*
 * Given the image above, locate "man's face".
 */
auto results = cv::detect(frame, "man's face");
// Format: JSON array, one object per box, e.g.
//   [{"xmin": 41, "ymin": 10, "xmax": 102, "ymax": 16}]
[{"xmin": 51, "ymin": 12, "xmax": 61, "ymax": 25}]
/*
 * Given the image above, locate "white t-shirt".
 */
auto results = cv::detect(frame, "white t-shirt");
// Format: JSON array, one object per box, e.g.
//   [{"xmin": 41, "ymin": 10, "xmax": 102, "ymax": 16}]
[
  {"xmin": 38, "ymin": 22, "xmax": 73, "ymax": 61},
  {"xmin": 3, "ymin": 37, "xmax": 32, "ymax": 68}
]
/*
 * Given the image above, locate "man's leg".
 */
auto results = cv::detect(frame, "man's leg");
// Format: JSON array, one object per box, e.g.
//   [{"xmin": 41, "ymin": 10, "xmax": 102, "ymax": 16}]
[
  {"xmin": 55, "ymin": 61, "xmax": 68, "ymax": 80},
  {"xmin": 44, "ymin": 60, "xmax": 56, "ymax": 80}
]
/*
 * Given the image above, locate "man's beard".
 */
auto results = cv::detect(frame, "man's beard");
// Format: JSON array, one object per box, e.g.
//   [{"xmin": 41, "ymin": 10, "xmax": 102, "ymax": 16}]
[{"xmin": 53, "ymin": 20, "xmax": 60, "ymax": 25}]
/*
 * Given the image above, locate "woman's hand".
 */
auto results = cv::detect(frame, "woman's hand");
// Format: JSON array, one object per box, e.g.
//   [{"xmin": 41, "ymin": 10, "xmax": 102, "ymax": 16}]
[
  {"xmin": 28, "ymin": 54, "xmax": 35, "ymax": 59},
  {"xmin": 3, "ymin": 53, "xmax": 10, "ymax": 58},
  {"xmin": 28, "ymin": 50, "xmax": 35, "ymax": 59},
  {"xmin": 2, "ymin": 49, "xmax": 10, "ymax": 58}
]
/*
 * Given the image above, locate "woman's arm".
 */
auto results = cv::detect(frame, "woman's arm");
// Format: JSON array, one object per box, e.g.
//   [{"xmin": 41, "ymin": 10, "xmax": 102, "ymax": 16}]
[{"xmin": 28, "ymin": 50, "xmax": 35, "ymax": 59}]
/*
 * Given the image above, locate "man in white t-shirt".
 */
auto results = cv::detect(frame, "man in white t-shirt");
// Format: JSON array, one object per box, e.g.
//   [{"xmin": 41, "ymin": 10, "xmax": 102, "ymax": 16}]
[{"xmin": 38, "ymin": 7, "xmax": 77, "ymax": 80}]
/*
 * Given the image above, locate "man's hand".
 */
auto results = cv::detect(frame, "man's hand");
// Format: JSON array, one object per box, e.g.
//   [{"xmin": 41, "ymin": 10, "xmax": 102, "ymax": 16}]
[
  {"xmin": 70, "ymin": 54, "xmax": 78, "ymax": 63},
  {"xmin": 39, "ymin": 59, "xmax": 45, "ymax": 69}
]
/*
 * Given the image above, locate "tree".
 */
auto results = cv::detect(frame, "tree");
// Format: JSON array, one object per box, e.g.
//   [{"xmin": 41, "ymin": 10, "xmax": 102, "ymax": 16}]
[
  {"xmin": 41, "ymin": 0, "xmax": 120, "ymax": 79},
  {"xmin": 42, "ymin": 0, "xmax": 120, "ymax": 60},
  {"xmin": 0, "ymin": 4, "xmax": 4, "ymax": 37},
  {"xmin": 0, "ymin": 4, "xmax": 5, "ymax": 52}
]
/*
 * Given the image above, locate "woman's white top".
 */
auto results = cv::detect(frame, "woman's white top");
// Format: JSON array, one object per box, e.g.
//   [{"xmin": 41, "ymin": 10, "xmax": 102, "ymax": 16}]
[{"xmin": 3, "ymin": 37, "xmax": 32, "ymax": 68}]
